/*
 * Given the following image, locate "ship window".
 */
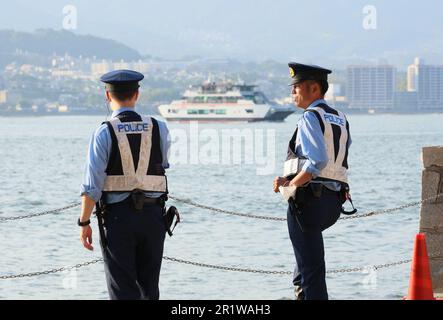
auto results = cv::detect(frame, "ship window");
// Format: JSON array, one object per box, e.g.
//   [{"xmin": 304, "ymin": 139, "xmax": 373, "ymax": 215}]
[
  {"xmin": 246, "ymin": 109, "xmax": 254, "ymax": 113},
  {"xmin": 188, "ymin": 109, "xmax": 198, "ymax": 114},
  {"xmin": 215, "ymin": 109, "xmax": 226, "ymax": 115},
  {"xmin": 209, "ymin": 109, "xmax": 215, "ymax": 113},
  {"xmin": 253, "ymin": 93, "xmax": 266, "ymax": 104},
  {"xmin": 207, "ymin": 96, "xmax": 223, "ymax": 103},
  {"xmin": 192, "ymin": 97, "xmax": 204, "ymax": 103},
  {"xmin": 198, "ymin": 109, "xmax": 209, "ymax": 114},
  {"xmin": 227, "ymin": 97, "xmax": 238, "ymax": 103}
]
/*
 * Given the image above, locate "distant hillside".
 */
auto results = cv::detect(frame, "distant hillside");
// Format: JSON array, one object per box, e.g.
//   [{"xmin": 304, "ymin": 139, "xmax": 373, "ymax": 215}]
[{"xmin": 0, "ymin": 29, "xmax": 142, "ymax": 61}]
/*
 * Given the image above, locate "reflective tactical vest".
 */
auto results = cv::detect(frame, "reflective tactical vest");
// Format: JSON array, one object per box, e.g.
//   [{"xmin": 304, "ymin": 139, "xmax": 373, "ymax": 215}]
[
  {"xmin": 284, "ymin": 103, "xmax": 350, "ymax": 184},
  {"xmin": 102, "ymin": 111, "xmax": 168, "ymax": 193}
]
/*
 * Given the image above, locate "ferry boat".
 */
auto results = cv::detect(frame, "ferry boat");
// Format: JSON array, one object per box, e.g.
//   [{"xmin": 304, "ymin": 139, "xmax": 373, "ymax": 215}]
[{"xmin": 158, "ymin": 81, "xmax": 294, "ymax": 122}]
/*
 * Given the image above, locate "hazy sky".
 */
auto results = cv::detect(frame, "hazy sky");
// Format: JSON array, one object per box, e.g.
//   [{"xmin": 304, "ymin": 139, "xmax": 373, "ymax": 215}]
[{"xmin": 1, "ymin": 0, "xmax": 442, "ymax": 67}]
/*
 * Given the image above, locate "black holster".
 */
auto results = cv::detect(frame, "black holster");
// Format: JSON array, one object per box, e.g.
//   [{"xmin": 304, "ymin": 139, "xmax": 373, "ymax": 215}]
[
  {"xmin": 130, "ymin": 190, "xmax": 167, "ymax": 212},
  {"xmin": 163, "ymin": 206, "xmax": 181, "ymax": 237},
  {"xmin": 128, "ymin": 190, "xmax": 179, "ymax": 236},
  {"xmin": 339, "ymin": 183, "xmax": 358, "ymax": 215},
  {"xmin": 95, "ymin": 200, "xmax": 108, "ymax": 250},
  {"xmin": 289, "ymin": 187, "xmax": 309, "ymax": 233}
]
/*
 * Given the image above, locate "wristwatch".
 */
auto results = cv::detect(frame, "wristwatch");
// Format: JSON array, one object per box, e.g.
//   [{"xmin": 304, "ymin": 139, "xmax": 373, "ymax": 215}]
[{"xmin": 77, "ymin": 218, "xmax": 91, "ymax": 227}]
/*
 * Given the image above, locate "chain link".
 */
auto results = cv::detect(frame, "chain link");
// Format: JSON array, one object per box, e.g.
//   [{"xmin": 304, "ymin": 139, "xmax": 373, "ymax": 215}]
[
  {"xmin": 170, "ymin": 194, "xmax": 443, "ymax": 222},
  {"xmin": 1, "ymin": 194, "xmax": 442, "ymax": 281},
  {"xmin": 163, "ymin": 256, "xmax": 419, "ymax": 275},
  {"xmin": 169, "ymin": 194, "xmax": 443, "ymax": 221},
  {"xmin": 169, "ymin": 196, "xmax": 287, "ymax": 221},
  {"xmin": 339, "ymin": 193, "xmax": 443, "ymax": 221},
  {"xmin": 0, "ymin": 203, "xmax": 81, "ymax": 223},
  {"xmin": 2, "ymin": 193, "xmax": 442, "ymax": 223},
  {"xmin": 163, "ymin": 256, "xmax": 292, "ymax": 275},
  {"xmin": 5, "ymin": 254, "xmax": 434, "ymax": 280},
  {"xmin": 326, "ymin": 259, "xmax": 413, "ymax": 274},
  {"xmin": 0, "ymin": 258, "xmax": 103, "ymax": 280}
]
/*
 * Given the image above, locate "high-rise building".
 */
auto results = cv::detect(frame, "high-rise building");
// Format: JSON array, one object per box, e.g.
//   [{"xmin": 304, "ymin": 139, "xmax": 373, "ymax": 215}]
[
  {"xmin": 407, "ymin": 57, "xmax": 421, "ymax": 92},
  {"xmin": 346, "ymin": 65, "xmax": 396, "ymax": 110},
  {"xmin": 0, "ymin": 90, "xmax": 7, "ymax": 104},
  {"xmin": 407, "ymin": 58, "xmax": 443, "ymax": 110}
]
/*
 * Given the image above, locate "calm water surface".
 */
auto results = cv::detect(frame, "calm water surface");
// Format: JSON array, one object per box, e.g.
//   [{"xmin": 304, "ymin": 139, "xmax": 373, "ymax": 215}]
[{"xmin": 0, "ymin": 113, "xmax": 442, "ymax": 300}]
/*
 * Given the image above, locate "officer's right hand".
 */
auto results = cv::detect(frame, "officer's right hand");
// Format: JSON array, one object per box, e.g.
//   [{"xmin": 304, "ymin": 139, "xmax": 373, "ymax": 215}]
[
  {"xmin": 273, "ymin": 177, "xmax": 287, "ymax": 193},
  {"xmin": 80, "ymin": 226, "xmax": 94, "ymax": 251}
]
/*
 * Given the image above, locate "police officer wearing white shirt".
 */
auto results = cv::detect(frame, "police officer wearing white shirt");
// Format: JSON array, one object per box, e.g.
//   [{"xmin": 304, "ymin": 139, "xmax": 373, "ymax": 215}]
[
  {"xmin": 273, "ymin": 63, "xmax": 352, "ymax": 300},
  {"xmin": 78, "ymin": 70, "xmax": 171, "ymax": 300}
]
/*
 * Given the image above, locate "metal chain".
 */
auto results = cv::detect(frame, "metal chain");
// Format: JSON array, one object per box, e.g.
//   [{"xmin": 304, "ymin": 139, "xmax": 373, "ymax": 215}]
[
  {"xmin": 0, "ymin": 259, "xmax": 103, "ymax": 280},
  {"xmin": 4, "ymin": 254, "xmax": 433, "ymax": 280},
  {"xmin": 0, "ymin": 202, "xmax": 81, "ymax": 223},
  {"xmin": 168, "ymin": 196, "xmax": 287, "ymax": 221},
  {"xmin": 340, "ymin": 193, "xmax": 443, "ymax": 221},
  {"xmin": 1, "ymin": 195, "xmax": 442, "ymax": 280},
  {"xmin": 326, "ymin": 259, "xmax": 413, "ymax": 274},
  {"xmin": 162, "ymin": 256, "xmax": 419, "ymax": 275},
  {"xmin": 163, "ymin": 256, "xmax": 292, "ymax": 275},
  {"xmin": 2, "ymin": 193, "xmax": 442, "ymax": 223},
  {"xmin": 170, "ymin": 193, "xmax": 443, "ymax": 222}
]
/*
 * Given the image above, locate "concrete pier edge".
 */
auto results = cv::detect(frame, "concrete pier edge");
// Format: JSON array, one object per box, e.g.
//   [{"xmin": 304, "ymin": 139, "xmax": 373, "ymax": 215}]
[{"xmin": 420, "ymin": 146, "xmax": 443, "ymax": 295}]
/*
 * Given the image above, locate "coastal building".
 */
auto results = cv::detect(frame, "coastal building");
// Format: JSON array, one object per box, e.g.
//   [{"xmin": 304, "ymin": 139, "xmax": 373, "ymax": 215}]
[
  {"xmin": 393, "ymin": 91, "xmax": 418, "ymax": 111},
  {"xmin": 91, "ymin": 60, "xmax": 111, "ymax": 77},
  {"xmin": 346, "ymin": 65, "xmax": 396, "ymax": 110},
  {"xmin": 407, "ymin": 58, "xmax": 443, "ymax": 110},
  {"xmin": 0, "ymin": 90, "xmax": 7, "ymax": 104},
  {"xmin": 113, "ymin": 60, "xmax": 130, "ymax": 70},
  {"xmin": 132, "ymin": 61, "xmax": 149, "ymax": 73},
  {"xmin": 325, "ymin": 83, "xmax": 348, "ymax": 110}
]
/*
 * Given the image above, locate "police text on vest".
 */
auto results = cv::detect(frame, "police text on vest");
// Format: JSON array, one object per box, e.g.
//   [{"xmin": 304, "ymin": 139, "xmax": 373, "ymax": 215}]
[
  {"xmin": 323, "ymin": 114, "xmax": 345, "ymax": 126},
  {"xmin": 117, "ymin": 122, "xmax": 149, "ymax": 133}
]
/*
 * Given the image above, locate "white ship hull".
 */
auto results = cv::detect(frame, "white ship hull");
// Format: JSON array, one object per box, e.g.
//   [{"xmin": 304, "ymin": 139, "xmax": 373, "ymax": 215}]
[
  {"xmin": 158, "ymin": 81, "xmax": 294, "ymax": 122},
  {"xmin": 158, "ymin": 103, "xmax": 294, "ymax": 122}
]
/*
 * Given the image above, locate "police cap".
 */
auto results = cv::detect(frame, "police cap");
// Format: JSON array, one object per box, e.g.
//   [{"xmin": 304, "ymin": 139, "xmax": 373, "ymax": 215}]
[
  {"xmin": 288, "ymin": 62, "xmax": 332, "ymax": 86},
  {"xmin": 100, "ymin": 70, "xmax": 144, "ymax": 92}
]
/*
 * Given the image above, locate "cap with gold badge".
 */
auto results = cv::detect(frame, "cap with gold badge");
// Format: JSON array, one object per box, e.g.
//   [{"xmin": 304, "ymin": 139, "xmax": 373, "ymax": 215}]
[{"xmin": 288, "ymin": 62, "xmax": 332, "ymax": 86}]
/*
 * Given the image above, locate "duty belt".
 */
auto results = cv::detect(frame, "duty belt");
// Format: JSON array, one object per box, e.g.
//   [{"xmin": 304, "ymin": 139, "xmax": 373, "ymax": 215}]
[
  {"xmin": 105, "ymin": 192, "xmax": 167, "ymax": 211},
  {"xmin": 131, "ymin": 191, "xmax": 167, "ymax": 211}
]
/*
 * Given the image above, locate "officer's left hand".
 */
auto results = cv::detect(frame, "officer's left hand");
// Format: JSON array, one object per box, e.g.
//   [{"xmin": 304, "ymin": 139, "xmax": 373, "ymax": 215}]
[
  {"xmin": 273, "ymin": 177, "xmax": 288, "ymax": 193},
  {"xmin": 80, "ymin": 225, "xmax": 94, "ymax": 251}
]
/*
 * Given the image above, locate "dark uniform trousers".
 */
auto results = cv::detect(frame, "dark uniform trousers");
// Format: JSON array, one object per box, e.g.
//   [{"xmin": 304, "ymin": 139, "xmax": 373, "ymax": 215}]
[
  {"xmin": 287, "ymin": 186, "xmax": 342, "ymax": 300},
  {"xmin": 101, "ymin": 199, "xmax": 166, "ymax": 300}
]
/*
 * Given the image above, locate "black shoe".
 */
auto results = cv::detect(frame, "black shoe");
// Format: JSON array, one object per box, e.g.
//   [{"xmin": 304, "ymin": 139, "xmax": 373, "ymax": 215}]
[{"xmin": 294, "ymin": 285, "xmax": 305, "ymax": 300}]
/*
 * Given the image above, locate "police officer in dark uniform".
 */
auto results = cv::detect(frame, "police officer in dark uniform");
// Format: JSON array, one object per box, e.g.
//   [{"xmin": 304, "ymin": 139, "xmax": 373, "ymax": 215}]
[
  {"xmin": 273, "ymin": 63, "xmax": 352, "ymax": 300},
  {"xmin": 78, "ymin": 70, "xmax": 171, "ymax": 300}
]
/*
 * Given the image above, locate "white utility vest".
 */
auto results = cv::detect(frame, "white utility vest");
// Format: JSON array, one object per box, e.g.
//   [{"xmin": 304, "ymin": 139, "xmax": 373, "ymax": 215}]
[
  {"xmin": 102, "ymin": 115, "xmax": 168, "ymax": 193},
  {"xmin": 284, "ymin": 105, "xmax": 349, "ymax": 184}
]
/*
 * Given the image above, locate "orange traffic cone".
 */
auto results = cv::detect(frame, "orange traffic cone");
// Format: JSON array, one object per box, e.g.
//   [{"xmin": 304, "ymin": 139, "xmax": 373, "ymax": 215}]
[{"xmin": 406, "ymin": 233, "xmax": 435, "ymax": 300}]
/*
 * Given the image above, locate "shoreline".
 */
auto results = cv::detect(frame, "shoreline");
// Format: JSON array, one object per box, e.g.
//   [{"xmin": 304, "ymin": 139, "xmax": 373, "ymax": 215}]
[{"xmin": 2, "ymin": 110, "xmax": 443, "ymax": 118}]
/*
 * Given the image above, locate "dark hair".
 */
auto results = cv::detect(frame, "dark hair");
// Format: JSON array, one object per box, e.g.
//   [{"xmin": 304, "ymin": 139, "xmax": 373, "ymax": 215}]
[
  {"xmin": 306, "ymin": 80, "xmax": 328, "ymax": 96},
  {"xmin": 109, "ymin": 89, "xmax": 138, "ymax": 102},
  {"xmin": 318, "ymin": 80, "xmax": 329, "ymax": 95}
]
